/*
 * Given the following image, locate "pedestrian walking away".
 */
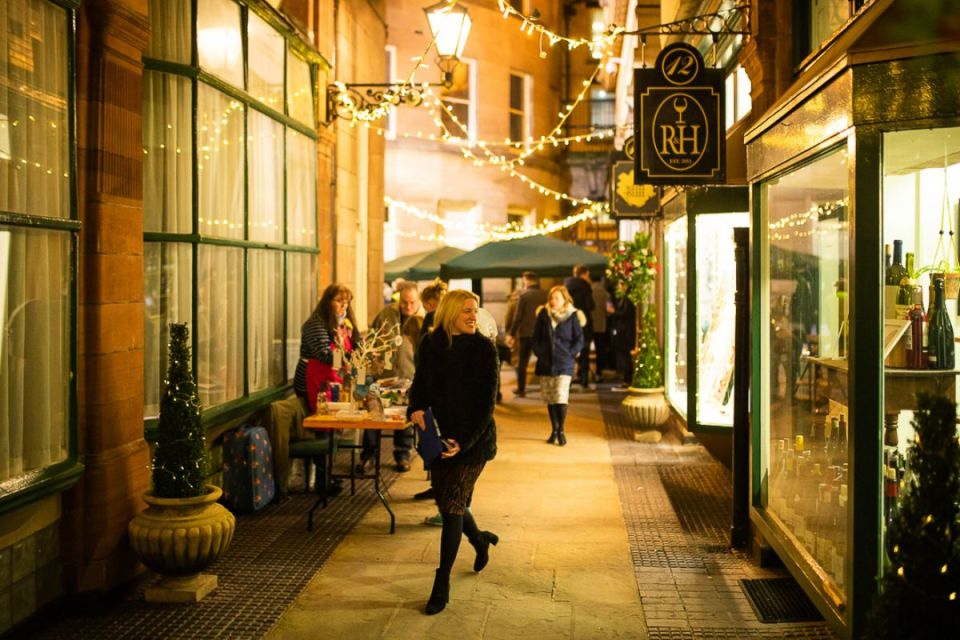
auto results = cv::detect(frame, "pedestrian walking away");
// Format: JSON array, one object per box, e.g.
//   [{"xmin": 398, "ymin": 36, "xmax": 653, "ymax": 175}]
[
  {"xmin": 507, "ymin": 271, "xmax": 548, "ymax": 397},
  {"xmin": 564, "ymin": 264, "xmax": 595, "ymax": 389},
  {"xmin": 532, "ymin": 285, "xmax": 585, "ymax": 446},
  {"xmin": 407, "ymin": 290, "xmax": 500, "ymax": 615}
]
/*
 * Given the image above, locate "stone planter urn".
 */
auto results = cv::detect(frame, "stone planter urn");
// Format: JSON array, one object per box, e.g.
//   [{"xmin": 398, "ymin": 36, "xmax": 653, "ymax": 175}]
[
  {"xmin": 128, "ymin": 484, "xmax": 236, "ymax": 603},
  {"xmin": 621, "ymin": 386, "xmax": 670, "ymax": 442}
]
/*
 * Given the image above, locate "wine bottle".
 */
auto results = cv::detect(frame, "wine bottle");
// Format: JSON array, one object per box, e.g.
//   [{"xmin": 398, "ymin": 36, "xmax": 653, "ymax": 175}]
[
  {"xmin": 885, "ymin": 240, "xmax": 908, "ymax": 319},
  {"xmin": 885, "ymin": 243, "xmax": 892, "ymax": 271},
  {"xmin": 896, "ymin": 253, "xmax": 915, "ymax": 305},
  {"xmin": 886, "ymin": 240, "xmax": 908, "ymax": 286},
  {"xmin": 927, "ymin": 275, "xmax": 955, "ymax": 370},
  {"xmin": 907, "ymin": 303, "xmax": 925, "ymax": 369}
]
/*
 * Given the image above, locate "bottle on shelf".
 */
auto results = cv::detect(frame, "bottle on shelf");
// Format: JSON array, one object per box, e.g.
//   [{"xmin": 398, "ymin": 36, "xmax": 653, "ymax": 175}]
[
  {"xmin": 886, "ymin": 240, "xmax": 909, "ymax": 286},
  {"xmin": 927, "ymin": 275, "xmax": 955, "ymax": 370},
  {"xmin": 885, "ymin": 240, "xmax": 909, "ymax": 319},
  {"xmin": 895, "ymin": 252, "xmax": 916, "ymax": 317},
  {"xmin": 907, "ymin": 303, "xmax": 926, "ymax": 369},
  {"xmin": 885, "ymin": 243, "xmax": 892, "ymax": 272}
]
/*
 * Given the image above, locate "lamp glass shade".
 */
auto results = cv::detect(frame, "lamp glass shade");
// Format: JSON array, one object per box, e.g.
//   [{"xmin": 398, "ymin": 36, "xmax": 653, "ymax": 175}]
[{"xmin": 425, "ymin": 2, "xmax": 471, "ymax": 59}]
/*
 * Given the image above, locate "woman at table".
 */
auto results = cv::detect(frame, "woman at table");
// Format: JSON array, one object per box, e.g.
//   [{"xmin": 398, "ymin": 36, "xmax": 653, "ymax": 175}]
[
  {"xmin": 408, "ymin": 289, "xmax": 500, "ymax": 615},
  {"xmin": 293, "ymin": 283, "xmax": 361, "ymax": 414},
  {"xmin": 532, "ymin": 285, "xmax": 585, "ymax": 446}
]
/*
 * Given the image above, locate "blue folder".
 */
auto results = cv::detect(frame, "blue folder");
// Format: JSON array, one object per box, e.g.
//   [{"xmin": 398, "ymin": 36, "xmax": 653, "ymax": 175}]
[{"xmin": 416, "ymin": 407, "xmax": 445, "ymax": 469}]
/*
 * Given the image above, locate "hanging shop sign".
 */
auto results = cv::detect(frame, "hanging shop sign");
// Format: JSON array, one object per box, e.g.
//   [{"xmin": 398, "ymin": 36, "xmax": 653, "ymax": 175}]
[
  {"xmin": 634, "ymin": 42, "xmax": 725, "ymax": 185},
  {"xmin": 610, "ymin": 137, "xmax": 659, "ymax": 219}
]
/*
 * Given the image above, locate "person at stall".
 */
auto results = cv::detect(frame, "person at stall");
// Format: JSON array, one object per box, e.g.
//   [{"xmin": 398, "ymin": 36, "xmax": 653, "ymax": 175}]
[
  {"xmin": 397, "ymin": 315, "xmax": 424, "ymax": 382},
  {"xmin": 293, "ymin": 283, "xmax": 361, "ymax": 413},
  {"xmin": 532, "ymin": 285, "xmax": 585, "ymax": 446},
  {"xmin": 361, "ymin": 281, "xmax": 424, "ymax": 473},
  {"xmin": 292, "ymin": 284, "xmax": 362, "ymax": 496},
  {"xmin": 408, "ymin": 289, "xmax": 500, "ymax": 616},
  {"xmin": 418, "ymin": 279, "xmax": 448, "ymax": 340}
]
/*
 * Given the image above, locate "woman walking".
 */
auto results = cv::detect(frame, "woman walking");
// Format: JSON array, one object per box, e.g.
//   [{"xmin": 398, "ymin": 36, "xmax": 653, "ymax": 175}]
[
  {"xmin": 408, "ymin": 289, "xmax": 500, "ymax": 615},
  {"xmin": 532, "ymin": 285, "xmax": 585, "ymax": 446}
]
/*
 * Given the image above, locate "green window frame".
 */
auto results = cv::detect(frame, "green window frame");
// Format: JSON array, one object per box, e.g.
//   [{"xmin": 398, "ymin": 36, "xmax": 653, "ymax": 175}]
[
  {"xmin": 142, "ymin": 0, "xmax": 329, "ymax": 433},
  {"xmin": 0, "ymin": 0, "xmax": 82, "ymax": 515}
]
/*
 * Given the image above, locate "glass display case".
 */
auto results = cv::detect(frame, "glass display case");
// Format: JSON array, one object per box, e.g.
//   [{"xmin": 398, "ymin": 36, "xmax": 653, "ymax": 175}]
[
  {"xmin": 880, "ymin": 126, "xmax": 960, "ymax": 555},
  {"xmin": 758, "ymin": 147, "xmax": 850, "ymax": 595},
  {"xmin": 747, "ymin": 18, "xmax": 960, "ymax": 634},
  {"xmin": 663, "ymin": 188, "xmax": 748, "ymax": 430},
  {"xmin": 664, "ymin": 217, "xmax": 688, "ymax": 416},
  {"xmin": 695, "ymin": 212, "xmax": 749, "ymax": 426}
]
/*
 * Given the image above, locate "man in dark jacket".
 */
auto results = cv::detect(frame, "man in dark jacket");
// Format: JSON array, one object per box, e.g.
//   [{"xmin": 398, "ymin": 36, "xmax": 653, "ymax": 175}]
[
  {"xmin": 610, "ymin": 292, "xmax": 636, "ymax": 388},
  {"xmin": 507, "ymin": 271, "xmax": 547, "ymax": 397},
  {"xmin": 563, "ymin": 264, "xmax": 595, "ymax": 389}
]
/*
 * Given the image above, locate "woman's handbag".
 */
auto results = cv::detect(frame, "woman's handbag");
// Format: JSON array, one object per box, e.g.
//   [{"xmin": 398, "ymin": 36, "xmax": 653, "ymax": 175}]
[{"xmin": 416, "ymin": 407, "xmax": 445, "ymax": 469}]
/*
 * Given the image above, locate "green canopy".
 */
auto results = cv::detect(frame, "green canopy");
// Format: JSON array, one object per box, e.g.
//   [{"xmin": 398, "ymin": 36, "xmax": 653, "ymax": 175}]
[
  {"xmin": 384, "ymin": 246, "xmax": 467, "ymax": 281},
  {"xmin": 439, "ymin": 235, "xmax": 608, "ymax": 280}
]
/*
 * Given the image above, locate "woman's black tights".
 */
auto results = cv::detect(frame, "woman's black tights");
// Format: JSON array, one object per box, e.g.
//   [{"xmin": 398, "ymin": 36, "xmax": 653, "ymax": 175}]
[{"xmin": 438, "ymin": 510, "xmax": 480, "ymax": 575}]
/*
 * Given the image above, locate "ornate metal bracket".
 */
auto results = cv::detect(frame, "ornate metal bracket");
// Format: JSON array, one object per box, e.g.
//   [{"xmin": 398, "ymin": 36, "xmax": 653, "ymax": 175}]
[
  {"xmin": 326, "ymin": 82, "xmax": 426, "ymax": 123},
  {"xmin": 627, "ymin": 3, "xmax": 750, "ymax": 36}
]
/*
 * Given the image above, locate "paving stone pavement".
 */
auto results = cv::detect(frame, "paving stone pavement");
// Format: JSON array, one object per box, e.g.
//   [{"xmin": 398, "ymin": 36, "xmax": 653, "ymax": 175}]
[
  {"xmin": 15, "ymin": 374, "xmax": 839, "ymax": 639},
  {"xmin": 598, "ymin": 387, "xmax": 837, "ymax": 639},
  {"xmin": 266, "ymin": 380, "xmax": 838, "ymax": 639},
  {"xmin": 266, "ymin": 382, "xmax": 647, "ymax": 639}
]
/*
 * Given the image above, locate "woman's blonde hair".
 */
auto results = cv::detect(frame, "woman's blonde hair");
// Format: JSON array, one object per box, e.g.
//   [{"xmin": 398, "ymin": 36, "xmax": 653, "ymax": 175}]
[
  {"xmin": 548, "ymin": 285, "xmax": 573, "ymax": 306},
  {"xmin": 433, "ymin": 289, "xmax": 480, "ymax": 344}
]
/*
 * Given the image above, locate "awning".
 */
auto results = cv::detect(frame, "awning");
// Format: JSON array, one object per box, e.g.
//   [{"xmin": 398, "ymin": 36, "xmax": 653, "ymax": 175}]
[
  {"xmin": 384, "ymin": 246, "xmax": 467, "ymax": 281},
  {"xmin": 439, "ymin": 235, "xmax": 607, "ymax": 280}
]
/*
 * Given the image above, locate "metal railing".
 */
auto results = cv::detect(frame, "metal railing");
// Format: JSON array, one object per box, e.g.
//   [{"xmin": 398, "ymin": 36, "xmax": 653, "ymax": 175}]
[{"xmin": 564, "ymin": 98, "xmax": 616, "ymax": 153}]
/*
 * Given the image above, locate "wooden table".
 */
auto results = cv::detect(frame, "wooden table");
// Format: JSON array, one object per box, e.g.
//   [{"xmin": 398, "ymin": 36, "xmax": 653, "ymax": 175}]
[{"xmin": 303, "ymin": 412, "xmax": 410, "ymax": 533}]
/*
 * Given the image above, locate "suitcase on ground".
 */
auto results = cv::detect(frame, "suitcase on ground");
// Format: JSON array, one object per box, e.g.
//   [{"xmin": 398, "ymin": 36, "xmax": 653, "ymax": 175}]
[{"xmin": 222, "ymin": 425, "xmax": 276, "ymax": 512}]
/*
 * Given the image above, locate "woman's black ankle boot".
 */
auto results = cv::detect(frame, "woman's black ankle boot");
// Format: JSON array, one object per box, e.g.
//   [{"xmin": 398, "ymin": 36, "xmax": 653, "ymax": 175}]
[
  {"xmin": 473, "ymin": 531, "xmax": 499, "ymax": 572},
  {"xmin": 425, "ymin": 569, "xmax": 450, "ymax": 615},
  {"xmin": 547, "ymin": 405, "xmax": 558, "ymax": 443},
  {"xmin": 557, "ymin": 405, "xmax": 568, "ymax": 446}
]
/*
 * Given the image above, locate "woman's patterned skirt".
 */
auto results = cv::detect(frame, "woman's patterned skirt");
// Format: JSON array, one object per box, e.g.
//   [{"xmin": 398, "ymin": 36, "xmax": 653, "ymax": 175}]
[
  {"xmin": 431, "ymin": 462, "xmax": 486, "ymax": 515},
  {"xmin": 540, "ymin": 374, "xmax": 572, "ymax": 404}
]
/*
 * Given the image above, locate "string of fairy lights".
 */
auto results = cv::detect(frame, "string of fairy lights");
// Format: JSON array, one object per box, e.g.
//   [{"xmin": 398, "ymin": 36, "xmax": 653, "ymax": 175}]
[
  {"xmin": 495, "ymin": 0, "xmax": 624, "ymax": 55},
  {"xmin": 385, "ymin": 196, "xmax": 608, "ymax": 243}
]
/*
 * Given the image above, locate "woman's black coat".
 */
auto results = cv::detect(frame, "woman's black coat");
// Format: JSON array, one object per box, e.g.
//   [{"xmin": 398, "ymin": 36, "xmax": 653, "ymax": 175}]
[
  {"xmin": 532, "ymin": 306, "xmax": 585, "ymax": 377},
  {"xmin": 407, "ymin": 328, "xmax": 498, "ymax": 466}
]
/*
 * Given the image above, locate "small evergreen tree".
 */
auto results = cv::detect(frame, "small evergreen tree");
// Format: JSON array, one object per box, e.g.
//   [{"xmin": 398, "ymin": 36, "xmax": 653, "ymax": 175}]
[
  {"xmin": 152, "ymin": 323, "xmax": 206, "ymax": 498},
  {"xmin": 866, "ymin": 393, "xmax": 960, "ymax": 639},
  {"xmin": 606, "ymin": 231, "xmax": 663, "ymax": 388}
]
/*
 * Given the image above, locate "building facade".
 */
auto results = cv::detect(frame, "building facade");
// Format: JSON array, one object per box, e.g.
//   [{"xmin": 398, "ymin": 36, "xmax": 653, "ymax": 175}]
[
  {"xmin": 0, "ymin": 0, "xmax": 385, "ymax": 632},
  {"xmin": 382, "ymin": 0, "xmax": 568, "ymax": 304}
]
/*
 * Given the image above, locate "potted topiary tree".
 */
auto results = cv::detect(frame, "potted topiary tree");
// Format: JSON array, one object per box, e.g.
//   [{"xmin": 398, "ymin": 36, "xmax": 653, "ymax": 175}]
[
  {"xmin": 607, "ymin": 232, "xmax": 669, "ymax": 439},
  {"xmin": 128, "ymin": 323, "xmax": 235, "ymax": 603}
]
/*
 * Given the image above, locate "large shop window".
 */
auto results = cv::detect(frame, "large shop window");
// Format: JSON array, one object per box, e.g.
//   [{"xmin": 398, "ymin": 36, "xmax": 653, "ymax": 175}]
[
  {"xmin": 880, "ymin": 126, "xmax": 960, "ymax": 558},
  {"xmin": 143, "ymin": 0, "xmax": 320, "ymax": 420},
  {"xmin": 0, "ymin": 0, "xmax": 75, "ymax": 491},
  {"xmin": 760, "ymin": 147, "xmax": 850, "ymax": 595},
  {"xmin": 665, "ymin": 218, "xmax": 688, "ymax": 416}
]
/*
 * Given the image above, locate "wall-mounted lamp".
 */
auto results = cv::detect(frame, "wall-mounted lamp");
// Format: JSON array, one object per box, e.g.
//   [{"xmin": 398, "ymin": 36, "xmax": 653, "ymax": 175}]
[{"xmin": 326, "ymin": 1, "xmax": 471, "ymax": 122}]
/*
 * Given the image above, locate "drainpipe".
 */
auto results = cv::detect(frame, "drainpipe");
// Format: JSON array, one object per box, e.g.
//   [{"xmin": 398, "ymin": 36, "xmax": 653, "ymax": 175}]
[{"xmin": 330, "ymin": 0, "xmax": 339, "ymax": 279}]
